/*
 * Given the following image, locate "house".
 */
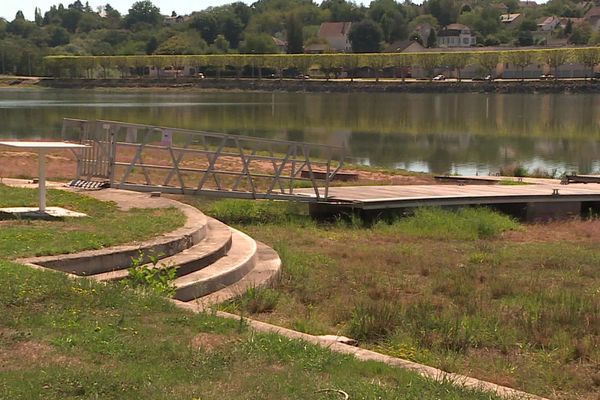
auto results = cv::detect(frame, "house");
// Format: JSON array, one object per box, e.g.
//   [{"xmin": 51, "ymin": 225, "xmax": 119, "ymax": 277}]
[
  {"xmin": 559, "ymin": 17, "xmax": 584, "ymax": 30},
  {"xmin": 518, "ymin": 1, "xmax": 538, "ymax": 9},
  {"xmin": 164, "ymin": 15, "xmax": 189, "ymax": 25},
  {"xmin": 304, "ymin": 43, "xmax": 331, "ymax": 54},
  {"xmin": 384, "ymin": 40, "xmax": 425, "ymax": 53},
  {"xmin": 584, "ymin": 6, "xmax": 600, "ymax": 31},
  {"xmin": 537, "ymin": 16, "xmax": 560, "ymax": 31},
  {"xmin": 316, "ymin": 22, "xmax": 353, "ymax": 53},
  {"xmin": 272, "ymin": 37, "xmax": 287, "ymax": 53},
  {"xmin": 500, "ymin": 13, "xmax": 523, "ymax": 28},
  {"xmin": 413, "ymin": 23, "xmax": 432, "ymax": 45},
  {"xmin": 437, "ymin": 24, "xmax": 476, "ymax": 47}
]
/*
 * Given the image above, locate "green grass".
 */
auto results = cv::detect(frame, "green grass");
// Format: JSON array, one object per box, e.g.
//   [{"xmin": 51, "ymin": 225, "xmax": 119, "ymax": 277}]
[
  {"xmin": 0, "ymin": 261, "xmax": 502, "ymax": 399},
  {"xmin": 375, "ymin": 207, "xmax": 519, "ymax": 240},
  {"xmin": 191, "ymin": 198, "xmax": 600, "ymax": 399},
  {"xmin": 498, "ymin": 179, "xmax": 530, "ymax": 185},
  {"xmin": 0, "ymin": 184, "xmax": 185, "ymax": 258}
]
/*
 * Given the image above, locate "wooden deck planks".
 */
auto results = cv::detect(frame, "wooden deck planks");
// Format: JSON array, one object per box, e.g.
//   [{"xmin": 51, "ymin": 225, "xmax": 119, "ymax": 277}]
[{"xmin": 300, "ymin": 183, "xmax": 600, "ymax": 207}]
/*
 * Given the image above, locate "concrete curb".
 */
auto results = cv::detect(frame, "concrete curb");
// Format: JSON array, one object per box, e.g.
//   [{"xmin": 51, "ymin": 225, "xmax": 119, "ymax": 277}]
[{"xmin": 174, "ymin": 301, "xmax": 547, "ymax": 400}]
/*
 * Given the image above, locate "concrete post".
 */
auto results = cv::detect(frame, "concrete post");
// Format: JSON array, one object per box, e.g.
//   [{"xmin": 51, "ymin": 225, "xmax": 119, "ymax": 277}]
[{"xmin": 38, "ymin": 150, "xmax": 46, "ymax": 212}]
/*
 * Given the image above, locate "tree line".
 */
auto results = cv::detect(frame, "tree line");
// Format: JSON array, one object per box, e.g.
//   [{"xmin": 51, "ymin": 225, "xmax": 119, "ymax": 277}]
[
  {"xmin": 2, "ymin": 0, "xmax": 600, "ymax": 76},
  {"xmin": 44, "ymin": 47, "xmax": 600, "ymax": 81}
]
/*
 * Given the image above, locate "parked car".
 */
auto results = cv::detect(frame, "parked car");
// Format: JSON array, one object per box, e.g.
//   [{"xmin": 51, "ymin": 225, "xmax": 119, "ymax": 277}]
[
  {"xmin": 473, "ymin": 74, "xmax": 492, "ymax": 81},
  {"xmin": 432, "ymin": 74, "xmax": 446, "ymax": 81},
  {"xmin": 294, "ymin": 74, "xmax": 310, "ymax": 80},
  {"xmin": 539, "ymin": 74, "xmax": 555, "ymax": 81}
]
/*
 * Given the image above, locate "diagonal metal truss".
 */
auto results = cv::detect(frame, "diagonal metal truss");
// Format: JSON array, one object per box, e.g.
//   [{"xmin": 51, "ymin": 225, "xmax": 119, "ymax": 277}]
[{"xmin": 62, "ymin": 118, "xmax": 346, "ymax": 202}]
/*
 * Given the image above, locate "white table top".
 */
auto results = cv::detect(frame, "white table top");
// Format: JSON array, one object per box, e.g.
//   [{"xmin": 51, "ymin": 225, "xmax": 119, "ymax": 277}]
[{"xmin": 0, "ymin": 141, "xmax": 89, "ymax": 150}]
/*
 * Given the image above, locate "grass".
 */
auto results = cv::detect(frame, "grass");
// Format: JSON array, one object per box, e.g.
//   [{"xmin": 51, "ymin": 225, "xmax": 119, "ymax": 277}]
[
  {"xmin": 189, "ymin": 197, "xmax": 600, "ymax": 400},
  {"xmin": 0, "ymin": 184, "xmax": 185, "ymax": 258},
  {"xmin": 0, "ymin": 184, "xmax": 504, "ymax": 399},
  {"xmin": 0, "ymin": 261, "xmax": 503, "ymax": 399}
]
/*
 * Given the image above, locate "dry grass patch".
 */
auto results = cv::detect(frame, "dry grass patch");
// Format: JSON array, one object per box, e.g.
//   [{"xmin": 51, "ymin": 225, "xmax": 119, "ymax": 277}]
[{"xmin": 194, "ymin": 198, "xmax": 600, "ymax": 399}]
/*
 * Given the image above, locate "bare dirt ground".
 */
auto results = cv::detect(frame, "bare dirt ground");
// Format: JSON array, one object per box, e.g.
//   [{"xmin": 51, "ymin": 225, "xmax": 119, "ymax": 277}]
[{"xmin": 0, "ymin": 148, "xmax": 434, "ymax": 186}]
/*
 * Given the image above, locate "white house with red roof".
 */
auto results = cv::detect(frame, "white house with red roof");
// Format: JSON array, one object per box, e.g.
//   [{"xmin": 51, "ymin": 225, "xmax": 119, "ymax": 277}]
[{"xmin": 315, "ymin": 22, "xmax": 353, "ymax": 53}]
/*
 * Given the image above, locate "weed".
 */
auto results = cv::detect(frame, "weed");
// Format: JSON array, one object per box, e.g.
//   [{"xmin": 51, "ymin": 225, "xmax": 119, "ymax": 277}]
[
  {"xmin": 347, "ymin": 299, "xmax": 400, "ymax": 342},
  {"xmin": 498, "ymin": 164, "xmax": 528, "ymax": 177},
  {"xmin": 240, "ymin": 286, "xmax": 280, "ymax": 314},
  {"xmin": 125, "ymin": 251, "xmax": 177, "ymax": 297}
]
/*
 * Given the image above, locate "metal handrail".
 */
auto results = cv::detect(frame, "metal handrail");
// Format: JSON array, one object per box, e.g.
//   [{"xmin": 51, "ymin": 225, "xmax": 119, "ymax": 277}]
[{"xmin": 63, "ymin": 118, "xmax": 346, "ymax": 201}]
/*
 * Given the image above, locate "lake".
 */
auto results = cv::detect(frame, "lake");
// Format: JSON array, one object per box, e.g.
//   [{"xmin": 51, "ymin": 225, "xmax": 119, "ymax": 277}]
[{"xmin": 2, "ymin": 88, "xmax": 600, "ymax": 175}]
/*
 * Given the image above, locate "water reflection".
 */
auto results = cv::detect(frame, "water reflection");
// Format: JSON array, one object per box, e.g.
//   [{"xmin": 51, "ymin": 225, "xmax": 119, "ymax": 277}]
[{"xmin": 1, "ymin": 88, "xmax": 599, "ymax": 174}]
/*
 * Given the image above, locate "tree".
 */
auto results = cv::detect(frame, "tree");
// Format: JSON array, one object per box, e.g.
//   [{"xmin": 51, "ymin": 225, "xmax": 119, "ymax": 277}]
[
  {"xmin": 211, "ymin": 34, "xmax": 230, "ymax": 53},
  {"xmin": 47, "ymin": 25, "xmax": 71, "ymax": 47},
  {"xmin": 517, "ymin": 30, "xmax": 534, "ymax": 46},
  {"xmin": 238, "ymin": 33, "xmax": 278, "ymax": 53},
  {"xmin": 368, "ymin": 0, "xmax": 408, "ymax": 43},
  {"xmin": 543, "ymin": 49, "xmax": 570, "ymax": 80},
  {"xmin": 569, "ymin": 23, "xmax": 591, "ymax": 44},
  {"xmin": 321, "ymin": 0, "xmax": 365, "ymax": 22},
  {"xmin": 476, "ymin": 52, "xmax": 500, "ymax": 78},
  {"xmin": 415, "ymin": 53, "xmax": 441, "ymax": 81},
  {"xmin": 426, "ymin": 27, "xmax": 436, "ymax": 48},
  {"xmin": 573, "ymin": 48, "xmax": 600, "ymax": 80},
  {"xmin": 444, "ymin": 53, "xmax": 470, "ymax": 81},
  {"xmin": 146, "ymin": 36, "xmax": 158, "ymax": 54},
  {"xmin": 565, "ymin": 19, "xmax": 573, "ymax": 35},
  {"xmin": 349, "ymin": 19, "xmax": 383, "ymax": 53},
  {"xmin": 191, "ymin": 12, "xmax": 219, "ymax": 44},
  {"xmin": 155, "ymin": 32, "xmax": 208, "ymax": 55},
  {"xmin": 62, "ymin": 8, "xmax": 83, "ymax": 33},
  {"xmin": 34, "ymin": 8, "xmax": 43, "ymax": 26},
  {"xmin": 220, "ymin": 12, "xmax": 244, "ymax": 48},
  {"xmin": 286, "ymin": 12, "xmax": 303, "ymax": 53},
  {"xmin": 124, "ymin": 1, "xmax": 161, "ymax": 29},
  {"xmin": 506, "ymin": 51, "xmax": 533, "ymax": 81},
  {"xmin": 425, "ymin": 0, "xmax": 458, "ymax": 27}
]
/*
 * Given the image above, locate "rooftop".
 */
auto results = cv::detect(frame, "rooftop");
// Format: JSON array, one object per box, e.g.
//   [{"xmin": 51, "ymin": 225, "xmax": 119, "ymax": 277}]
[{"xmin": 318, "ymin": 22, "xmax": 352, "ymax": 38}]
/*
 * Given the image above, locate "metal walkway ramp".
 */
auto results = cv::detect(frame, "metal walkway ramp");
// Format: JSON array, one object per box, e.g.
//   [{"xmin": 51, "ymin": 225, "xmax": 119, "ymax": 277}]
[{"xmin": 61, "ymin": 118, "xmax": 345, "ymax": 202}]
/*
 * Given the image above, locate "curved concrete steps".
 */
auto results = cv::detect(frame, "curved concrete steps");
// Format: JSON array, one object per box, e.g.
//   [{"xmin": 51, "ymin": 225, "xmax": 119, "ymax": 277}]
[
  {"xmin": 91, "ymin": 218, "xmax": 233, "ymax": 282},
  {"xmin": 189, "ymin": 242, "xmax": 282, "ymax": 309},
  {"xmin": 14, "ymin": 183, "xmax": 281, "ymax": 306},
  {"xmin": 18, "ymin": 201, "xmax": 208, "ymax": 276},
  {"xmin": 173, "ymin": 228, "xmax": 258, "ymax": 301}
]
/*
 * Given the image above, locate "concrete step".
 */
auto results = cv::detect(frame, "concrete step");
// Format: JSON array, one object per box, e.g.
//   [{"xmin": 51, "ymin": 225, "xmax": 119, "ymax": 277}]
[
  {"xmin": 91, "ymin": 217, "xmax": 233, "ymax": 281},
  {"xmin": 173, "ymin": 228, "xmax": 258, "ymax": 301},
  {"xmin": 18, "ymin": 199, "xmax": 208, "ymax": 276},
  {"xmin": 184, "ymin": 241, "xmax": 282, "ymax": 310}
]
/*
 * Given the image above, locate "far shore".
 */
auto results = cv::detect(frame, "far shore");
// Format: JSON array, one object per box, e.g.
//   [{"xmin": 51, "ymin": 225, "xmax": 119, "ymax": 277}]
[{"xmin": 3, "ymin": 75, "xmax": 600, "ymax": 94}]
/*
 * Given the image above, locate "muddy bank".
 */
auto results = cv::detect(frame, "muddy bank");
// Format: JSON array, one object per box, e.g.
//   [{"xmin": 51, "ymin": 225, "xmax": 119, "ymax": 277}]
[{"xmin": 38, "ymin": 77, "xmax": 600, "ymax": 93}]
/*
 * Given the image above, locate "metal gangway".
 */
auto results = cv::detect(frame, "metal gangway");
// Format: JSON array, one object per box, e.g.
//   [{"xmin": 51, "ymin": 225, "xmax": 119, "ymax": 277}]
[{"xmin": 61, "ymin": 118, "xmax": 346, "ymax": 201}]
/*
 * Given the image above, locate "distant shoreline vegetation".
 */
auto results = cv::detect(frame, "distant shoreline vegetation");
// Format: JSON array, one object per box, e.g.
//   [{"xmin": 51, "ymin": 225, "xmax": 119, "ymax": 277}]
[{"xmin": 44, "ymin": 47, "xmax": 600, "ymax": 81}]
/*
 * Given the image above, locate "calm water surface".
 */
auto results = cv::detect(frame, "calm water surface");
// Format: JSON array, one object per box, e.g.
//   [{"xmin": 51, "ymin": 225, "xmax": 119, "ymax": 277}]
[{"xmin": 2, "ymin": 88, "xmax": 600, "ymax": 175}]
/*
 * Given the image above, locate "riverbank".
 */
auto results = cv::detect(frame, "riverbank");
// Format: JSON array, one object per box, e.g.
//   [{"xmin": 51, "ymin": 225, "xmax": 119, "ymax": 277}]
[{"xmin": 36, "ymin": 77, "xmax": 600, "ymax": 94}]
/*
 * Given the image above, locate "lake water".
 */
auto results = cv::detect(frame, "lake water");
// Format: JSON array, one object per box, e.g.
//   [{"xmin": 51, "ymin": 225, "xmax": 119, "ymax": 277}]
[{"xmin": 2, "ymin": 88, "xmax": 600, "ymax": 175}]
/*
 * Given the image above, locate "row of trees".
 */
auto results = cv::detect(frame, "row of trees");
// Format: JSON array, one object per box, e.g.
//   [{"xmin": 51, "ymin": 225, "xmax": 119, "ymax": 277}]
[{"xmin": 44, "ymin": 47, "xmax": 600, "ymax": 81}]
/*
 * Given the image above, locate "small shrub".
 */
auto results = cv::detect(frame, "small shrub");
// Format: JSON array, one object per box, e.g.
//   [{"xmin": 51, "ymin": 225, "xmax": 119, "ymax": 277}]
[
  {"xmin": 125, "ymin": 252, "xmax": 177, "ymax": 297},
  {"xmin": 347, "ymin": 299, "xmax": 400, "ymax": 342},
  {"xmin": 499, "ymin": 164, "xmax": 528, "ymax": 177},
  {"xmin": 240, "ymin": 287, "xmax": 280, "ymax": 314}
]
